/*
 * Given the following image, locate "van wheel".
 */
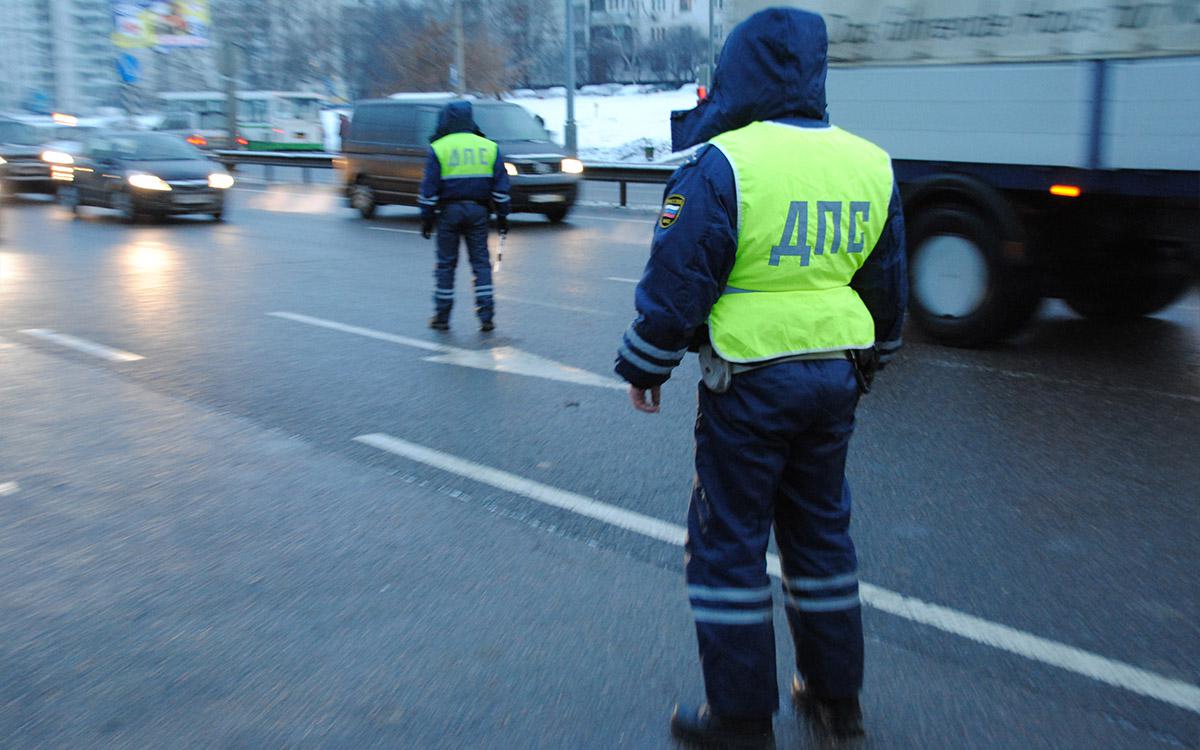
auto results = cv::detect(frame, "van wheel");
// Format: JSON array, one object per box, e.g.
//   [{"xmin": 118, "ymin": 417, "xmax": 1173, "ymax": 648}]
[
  {"xmin": 111, "ymin": 191, "xmax": 138, "ymax": 224},
  {"xmin": 58, "ymin": 185, "xmax": 80, "ymax": 217},
  {"xmin": 908, "ymin": 205, "xmax": 1039, "ymax": 347},
  {"xmin": 544, "ymin": 206, "xmax": 568, "ymax": 223},
  {"xmin": 351, "ymin": 183, "xmax": 376, "ymax": 219}
]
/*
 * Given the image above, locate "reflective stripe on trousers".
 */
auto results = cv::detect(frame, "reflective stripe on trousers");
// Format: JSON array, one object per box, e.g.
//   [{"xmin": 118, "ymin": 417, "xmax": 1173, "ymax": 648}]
[
  {"xmin": 433, "ymin": 202, "xmax": 494, "ymax": 322},
  {"xmin": 686, "ymin": 358, "xmax": 863, "ymax": 718}
]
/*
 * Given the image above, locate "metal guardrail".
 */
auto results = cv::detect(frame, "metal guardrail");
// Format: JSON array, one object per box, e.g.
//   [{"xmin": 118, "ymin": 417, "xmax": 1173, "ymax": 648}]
[{"xmin": 213, "ymin": 150, "xmax": 676, "ymax": 206}]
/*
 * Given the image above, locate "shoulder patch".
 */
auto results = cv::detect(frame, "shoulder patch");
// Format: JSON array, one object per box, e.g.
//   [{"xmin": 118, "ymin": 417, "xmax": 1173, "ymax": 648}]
[{"xmin": 659, "ymin": 194, "xmax": 685, "ymax": 229}]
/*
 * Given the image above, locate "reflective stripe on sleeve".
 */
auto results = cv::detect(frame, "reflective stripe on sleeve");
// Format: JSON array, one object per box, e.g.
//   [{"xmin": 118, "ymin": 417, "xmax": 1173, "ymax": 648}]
[
  {"xmin": 618, "ymin": 344, "xmax": 675, "ymax": 375},
  {"xmin": 625, "ymin": 325, "xmax": 687, "ymax": 363}
]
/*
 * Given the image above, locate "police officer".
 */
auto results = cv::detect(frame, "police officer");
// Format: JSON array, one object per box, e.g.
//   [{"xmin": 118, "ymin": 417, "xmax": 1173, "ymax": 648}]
[
  {"xmin": 419, "ymin": 101, "xmax": 511, "ymax": 332},
  {"xmin": 615, "ymin": 8, "xmax": 906, "ymax": 747}
]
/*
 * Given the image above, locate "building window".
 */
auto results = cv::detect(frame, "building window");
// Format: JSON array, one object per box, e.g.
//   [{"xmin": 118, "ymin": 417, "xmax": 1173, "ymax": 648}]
[{"xmin": 680, "ymin": 0, "xmax": 692, "ymax": 10}]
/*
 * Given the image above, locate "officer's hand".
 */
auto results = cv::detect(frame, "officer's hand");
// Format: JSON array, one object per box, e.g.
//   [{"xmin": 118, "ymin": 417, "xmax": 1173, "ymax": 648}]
[
  {"xmin": 629, "ymin": 385, "xmax": 661, "ymax": 414},
  {"xmin": 497, "ymin": 216, "xmax": 509, "ymax": 237},
  {"xmin": 421, "ymin": 219, "xmax": 433, "ymax": 239}
]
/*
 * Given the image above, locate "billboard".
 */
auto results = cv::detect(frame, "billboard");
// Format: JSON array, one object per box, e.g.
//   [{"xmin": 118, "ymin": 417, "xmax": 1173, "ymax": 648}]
[
  {"xmin": 112, "ymin": 1, "xmax": 211, "ymax": 50},
  {"xmin": 728, "ymin": 1, "xmax": 1200, "ymax": 64}
]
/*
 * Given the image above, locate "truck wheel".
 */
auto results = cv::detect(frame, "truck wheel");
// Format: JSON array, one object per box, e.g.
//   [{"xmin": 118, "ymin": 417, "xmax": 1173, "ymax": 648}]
[
  {"xmin": 544, "ymin": 206, "xmax": 569, "ymax": 223},
  {"xmin": 908, "ymin": 205, "xmax": 1039, "ymax": 347},
  {"xmin": 351, "ymin": 182, "xmax": 376, "ymax": 219},
  {"xmin": 1065, "ymin": 274, "xmax": 1190, "ymax": 321}
]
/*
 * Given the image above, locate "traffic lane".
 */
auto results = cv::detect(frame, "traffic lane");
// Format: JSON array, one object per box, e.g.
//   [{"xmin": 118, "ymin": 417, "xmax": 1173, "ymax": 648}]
[
  {"xmin": 1, "ymin": 342, "xmax": 1175, "ymax": 750},
  {"xmin": 4, "ymin": 198, "xmax": 1199, "ymax": 703}
]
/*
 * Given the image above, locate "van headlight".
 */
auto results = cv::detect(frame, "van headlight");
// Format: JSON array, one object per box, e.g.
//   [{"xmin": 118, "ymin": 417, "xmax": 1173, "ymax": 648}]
[
  {"xmin": 127, "ymin": 173, "xmax": 172, "ymax": 191},
  {"xmin": 561, "ymin": 158, "xmax": 583, "ymax": 174},
  {"xmin": 504, "ymin": 162, "xmax": 518, "ymax": 176},
  {"xmin": 41, "ymin": 150, "xmax": 74, "ymax": 165},
  {"xmin": 208, "ymin": 172, "xmax": 235, "ymax": 189}
]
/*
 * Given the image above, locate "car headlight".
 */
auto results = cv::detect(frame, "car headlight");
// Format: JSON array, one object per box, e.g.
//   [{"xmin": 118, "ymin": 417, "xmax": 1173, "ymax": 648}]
[
  {"xmin": 504, "ymin": 162, "xmax": 518, "ymax": 176},
  {"xmin": 208, "ymin": 172, "xmax": 235, "ymax": 189},
  {"xmin": 41, "ymin": 150, "xmax": 74, "ymax": 165},
  {"xmin": 561, "ymin": 158, "xmax": 583, "ymax": 175},
  {"xmin": 127, "ymin": 173, "xmax": 172, "ymax": 191},
  {"xmin": 0, "ymin": 156, "xmax": 7, "ymax": 166}
]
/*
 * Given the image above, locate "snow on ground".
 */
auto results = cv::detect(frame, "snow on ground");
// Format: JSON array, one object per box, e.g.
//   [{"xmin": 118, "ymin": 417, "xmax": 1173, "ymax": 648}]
[{"xmin": 506, "ymin": 84, "xmax": 698, "ymax": 163}]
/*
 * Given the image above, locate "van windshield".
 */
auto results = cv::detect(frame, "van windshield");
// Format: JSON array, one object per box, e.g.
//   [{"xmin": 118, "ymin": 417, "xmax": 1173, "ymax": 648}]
[{"xmin": 474, "ymin": 105, "xmax": 549, "ymax": 142}]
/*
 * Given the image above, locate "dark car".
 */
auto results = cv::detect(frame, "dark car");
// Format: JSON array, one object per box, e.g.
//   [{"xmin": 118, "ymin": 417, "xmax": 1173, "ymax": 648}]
[
  {"xmin": 0, "ymin": 119, "xmax": 56, "ymax": 195},
  {"xmin": 339, "ymin": 98, "xmax": 581, "ymax": 223},
  {"xmin": 58, "ymin": 131, "xmax": 234, "ymax": 223}
]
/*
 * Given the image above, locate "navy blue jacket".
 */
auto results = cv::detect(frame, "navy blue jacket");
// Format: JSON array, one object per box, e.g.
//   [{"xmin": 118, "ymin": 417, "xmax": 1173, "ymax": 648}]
[
  {"xmin": 615, "ymin": 8, "xmax": 907, "ymax": 390},
  {"xmin": 418, "ymin": 101, "xmax": 511, "ymax": 221}
]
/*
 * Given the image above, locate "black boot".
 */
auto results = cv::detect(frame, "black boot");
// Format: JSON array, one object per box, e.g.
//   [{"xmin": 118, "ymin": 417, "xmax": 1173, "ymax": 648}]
[
  {"xmin": 791, "ymin": 675, "xmax": 864, "ymax": 741},
  {"xmin": 669, "ymin": 703, "xmax": 773, "ymax": 749},
  {"xmin": 480, "ymin": 320, "xmax": 495, "ymax": 332},
  {"xmin": 429, "ymin": 316, "xmax": 449, "ymax": 331}
]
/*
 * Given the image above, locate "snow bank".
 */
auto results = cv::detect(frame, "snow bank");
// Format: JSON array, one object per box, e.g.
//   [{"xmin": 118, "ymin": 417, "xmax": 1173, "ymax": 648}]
[{"xmin": 505, "ymin": 84, "xmax": 698, "ymax": 163}]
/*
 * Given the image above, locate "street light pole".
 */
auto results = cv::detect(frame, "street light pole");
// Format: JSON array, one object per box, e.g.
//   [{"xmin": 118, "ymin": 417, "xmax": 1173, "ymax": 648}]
[
  {"xmin": 564, "ymin": 0, "xmax": 577, "ymax": 155},
  {"xmin": 707, "ymin": 0, "xmax": 715, "ymax": 88},
  {"xmin": 453, "ymin": 0, "xmax": 466, "ymax": 94}
]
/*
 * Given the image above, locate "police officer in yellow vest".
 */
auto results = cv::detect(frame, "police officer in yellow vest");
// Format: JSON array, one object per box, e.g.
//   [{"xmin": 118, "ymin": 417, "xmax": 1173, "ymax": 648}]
[
  {"xmin": 419, "ymin": 101, "xmax": 511, "ymax": 332},
  {"xmin": 615, "ymin": 9, "xmax": 906, "ymax": 746}
]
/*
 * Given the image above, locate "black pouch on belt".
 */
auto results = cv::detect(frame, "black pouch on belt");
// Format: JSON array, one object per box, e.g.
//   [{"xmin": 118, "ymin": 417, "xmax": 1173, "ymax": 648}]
[{"xmin": 848, "ymin": 347, "xmax": 880, "ymax": 395}]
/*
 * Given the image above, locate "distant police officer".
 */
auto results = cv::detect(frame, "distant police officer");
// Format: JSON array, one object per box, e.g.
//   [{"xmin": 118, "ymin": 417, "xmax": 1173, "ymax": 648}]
[
  {"xmin": 419, "ymin": 101, "xmax": 511, "ymax": 332},
  {"xmin": 615, "ymin": 9, "xmax": 906, "ymax": 747}
]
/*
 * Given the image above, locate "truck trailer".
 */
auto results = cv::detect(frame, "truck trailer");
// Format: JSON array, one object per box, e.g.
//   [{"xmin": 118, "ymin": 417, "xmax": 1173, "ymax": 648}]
[{"xmin": 729, "ymin": 1, "xmax": 1199, "ymax": 345}]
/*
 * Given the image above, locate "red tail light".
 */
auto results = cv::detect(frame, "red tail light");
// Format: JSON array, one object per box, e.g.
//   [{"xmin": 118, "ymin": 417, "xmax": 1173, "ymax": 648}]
[
  {"xmin": 186, "ymin": 134, "xmax": 207, "ymax": 146},
  {"xmin": 272, "ymin": 128, "xmax": 285, "ymax": 134},
  {"xmin": 697, "ymin": 85, "xmax": 708, "ymax": 103},
  {"xmin": 236, "ymin": 137, "xmax": 249, "ymax": 146}
]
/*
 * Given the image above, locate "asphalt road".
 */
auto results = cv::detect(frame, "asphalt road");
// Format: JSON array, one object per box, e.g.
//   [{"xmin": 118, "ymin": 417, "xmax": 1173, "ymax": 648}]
[{"xmin": 1, "ymin": 185, "xmax": 1197, "ymax": 749}]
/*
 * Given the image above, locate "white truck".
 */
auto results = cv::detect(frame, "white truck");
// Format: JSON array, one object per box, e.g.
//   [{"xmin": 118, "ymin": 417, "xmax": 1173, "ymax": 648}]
[{"xmin": 731, "ymin": 1, "xmax": 1200, "ymax": 345}]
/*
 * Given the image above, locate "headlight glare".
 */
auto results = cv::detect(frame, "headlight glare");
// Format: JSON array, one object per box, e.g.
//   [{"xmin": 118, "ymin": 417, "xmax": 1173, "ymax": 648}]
[
  {"xmin": 561, "ymin": 158, "xmax": 583, "ymax": 174},
  {"xmin": 208, "ymin": 172, "xmax": 235, "ymax": 189},
  {"xmin": 504, "ymin": 162, "xmax": 518, "ymax": 176},
  {"xmin": 127, "ymin": 173, "xmax": 171, "ymax": 191},
  {"xmin": 41, "ymin": 150, "xmax": 74, "ymax": 165}
]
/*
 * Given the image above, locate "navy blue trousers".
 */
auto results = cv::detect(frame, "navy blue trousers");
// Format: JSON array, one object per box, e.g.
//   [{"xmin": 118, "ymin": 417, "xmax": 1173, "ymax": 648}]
[
  {"xmin": 433, "ymin": 202, "xmax": 493, "ymax": 323},
  {"xmin": 686, "ymin": 358, "xmax": 864, "ymax": 718}
]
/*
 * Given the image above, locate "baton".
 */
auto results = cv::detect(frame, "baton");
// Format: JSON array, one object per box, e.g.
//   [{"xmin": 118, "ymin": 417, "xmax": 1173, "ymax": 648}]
[{"xmin": 494, "ymin": 231, "xmax": 506, "ymax": 272}]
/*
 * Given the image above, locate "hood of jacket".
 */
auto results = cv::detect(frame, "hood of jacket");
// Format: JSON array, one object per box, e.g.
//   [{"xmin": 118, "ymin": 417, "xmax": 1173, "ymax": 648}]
[
  {"xmin": 671, "ymin": 7, "xmax": 828, "ymax": 151},
  {"xmin": 433, "ymin": 100, "xmax": 481, "ymax": 141}
]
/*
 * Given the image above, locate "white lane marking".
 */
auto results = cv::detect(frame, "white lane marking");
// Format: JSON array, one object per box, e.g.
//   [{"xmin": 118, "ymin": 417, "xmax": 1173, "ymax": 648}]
[
  {"xmin": 270, "ymin": 312, "xmax": 623, "ymax": 389},
  {"xmin": 0, "ymin": 482, "xmax": 18, "ymax": 497},
  {"xmin": 922, "ymin": 358, "xmax": 1200, "ymax": 405},
  {"xmin": 368, "ymin": 226, "xmax": 423, "ymax": 235},
  {"xmin": 357, "ymin": 433, "xmax": 1200, "ymax": 715},
  {"xmin": 355, "ymin": 434, "xmax": 685, "ymax": 545},
  {"xmin": 423, "ymin": 346, "xmax": 625, "ymax": 390},
  {"xmin": 493, "ymin": 294, "xmax": 619, "ymax": 317},
  {"xmin": 19, "ymin": 329, "xmax": 144, "ymax": 363},
  {"xmin": 268, "ymin": 312, "xmax": 448, "ymax": 352},
  {"xmin": 606, "ymin": 277, "xmax": 640, "ymax": 284}
]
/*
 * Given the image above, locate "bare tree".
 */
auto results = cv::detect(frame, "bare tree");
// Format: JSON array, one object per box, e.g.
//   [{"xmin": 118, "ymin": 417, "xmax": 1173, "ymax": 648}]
[{"xmin": 665, "ymin": 26, "xmax": 705, "ymax": 82}]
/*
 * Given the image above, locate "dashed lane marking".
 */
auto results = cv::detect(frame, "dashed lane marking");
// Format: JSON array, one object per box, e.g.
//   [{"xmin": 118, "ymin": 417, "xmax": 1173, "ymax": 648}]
[
  {"xmin": 605, "ymin": 277, "xmax": 640, "ymax": 284},
  {"xmin": 19, "ymin": 329, "xmax": 144, "ymax": 363},
  {"xmin": 0, "ymin": 482, "xmax": 18, "ymax": 497},
  {"xmin": 269, "ymin": 312, "xmax": 624, "ymax": 389},
  {"xmin": 355, "ymin": 432, "xmax": 1200, "ymax": 716},
  {"xmin": 368, "ymin": 226, "xmax": 423, "ymax": 235}
]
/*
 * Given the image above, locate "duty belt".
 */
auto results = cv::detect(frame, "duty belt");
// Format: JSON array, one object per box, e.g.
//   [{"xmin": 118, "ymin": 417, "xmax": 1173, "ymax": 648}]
[{"xmin": 699, "ymin": 345, "xmax": 848, "ymax": 393}]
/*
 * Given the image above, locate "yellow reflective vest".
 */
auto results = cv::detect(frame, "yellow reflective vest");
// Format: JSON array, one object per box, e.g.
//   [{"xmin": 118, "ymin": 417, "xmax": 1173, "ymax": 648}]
[
  {"xmin": 431, "ymin": 131, "xmax": 498, "ymax": 180},
  {"xmin": 706, "ymin": 122, "xmax": 895, "ymax": 363}
]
